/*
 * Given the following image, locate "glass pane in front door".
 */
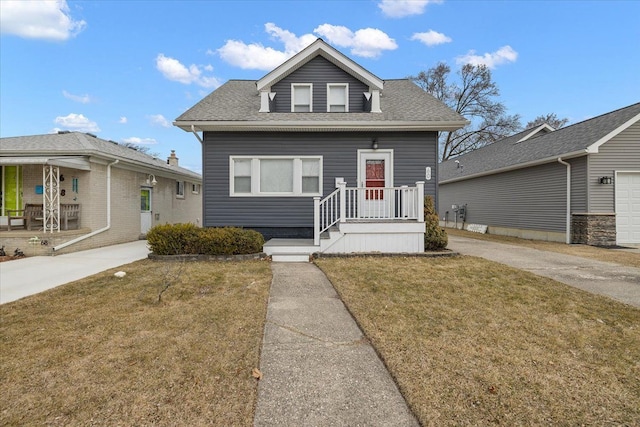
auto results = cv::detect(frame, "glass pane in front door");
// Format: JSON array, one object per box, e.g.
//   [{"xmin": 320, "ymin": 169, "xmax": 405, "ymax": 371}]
[{"xmin": 365, "ymin": 159, "xmax": 385, "ymax": 200}]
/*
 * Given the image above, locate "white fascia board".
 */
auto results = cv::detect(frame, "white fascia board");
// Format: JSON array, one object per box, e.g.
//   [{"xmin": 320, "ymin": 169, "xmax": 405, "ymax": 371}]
[
  {"xmin": 176, "ymin": 120, "xmax": 468, "ymax": 132},
  {"xmin": 256, "ymin": 39, "xmax": 383, "ymax": 91},
  {"xmin": 440, "ymin": 149, "xmax": 589, "ymax": 184},
  {"xmin": 517, "ymin": 123, "xmax": 555, "ymax": 142},
  {"xmin": 585, "ymin": 112, "xmax": 640, "ymax": 153}
]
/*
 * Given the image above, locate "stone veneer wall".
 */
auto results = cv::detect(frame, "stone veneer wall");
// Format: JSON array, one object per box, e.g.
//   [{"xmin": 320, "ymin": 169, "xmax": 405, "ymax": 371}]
[{"xmin": 571, "ymin": 213, "xmax": 616, "ymax": 246}]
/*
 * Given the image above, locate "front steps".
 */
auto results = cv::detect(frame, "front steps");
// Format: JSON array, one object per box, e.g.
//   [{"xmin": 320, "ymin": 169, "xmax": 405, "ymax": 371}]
[{"xmin": 262, "ymin": 239, "xmax": 318, "ymax": 262}]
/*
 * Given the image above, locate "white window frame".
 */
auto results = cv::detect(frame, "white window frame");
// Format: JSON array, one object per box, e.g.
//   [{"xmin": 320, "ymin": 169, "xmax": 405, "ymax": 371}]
[
  {"xmin": 230, "ymin": 155, "xmax": 323, "ymax": 197},
  {"xmin": 191, "ymin": 183, "xmax": 200, "ymax": 194},
  {"xmin": 291, "ymin": 83, "xmax": 313, "ymax": 112},
  {"xmin": 327, "ymin": 83, "xmax": 349, "ymax": 112},
  {"xmin": 176, "ymin": 180, "xmax": 185, "ymax": 198}
]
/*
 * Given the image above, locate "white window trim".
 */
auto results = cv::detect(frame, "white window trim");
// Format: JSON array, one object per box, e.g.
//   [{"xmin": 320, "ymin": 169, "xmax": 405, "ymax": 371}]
[
  {"xmin": 327, "ymin": 83, "xmax": 349, "ymax": 112},
  {"xmin": 230, "ymin": 155, "xmax": 323, "ymax": 197},
  {"xmin": 291, "ymin": 83, "xmax": 313, "ymax": 112},
  {"xmin": 176, "ymin": 180, "xmax": 185, "ymax": 199},
  {"xmin": 191, "ymin": 183, "xmax": 200, "ymax": 194}
]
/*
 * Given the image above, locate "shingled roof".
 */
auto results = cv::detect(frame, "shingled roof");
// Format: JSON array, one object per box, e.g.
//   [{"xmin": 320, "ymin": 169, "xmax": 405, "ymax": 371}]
[
  {"xmin": 0, "ymin": 131, "xmax": 201, "ymax": 180},
  {"xmin": 440, "ymin": 102, "xmax": 640, "ymax": 183},
  {"xmin": 175, "ymin": 39, "xmax": 467, "ymax": 133}
]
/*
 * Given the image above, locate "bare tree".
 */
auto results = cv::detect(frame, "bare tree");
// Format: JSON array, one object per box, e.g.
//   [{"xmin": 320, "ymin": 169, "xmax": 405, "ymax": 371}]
[
  {"xmin": 120, "ymin": 142, "xmax": 160, "ymax": 158},
  {"xmin": 413, "ymin": 63, "xmax": 521, "ymax": 161},
  {"xmin": 525, "ymin": 113, "xmax": 569, "ymax": 130}
]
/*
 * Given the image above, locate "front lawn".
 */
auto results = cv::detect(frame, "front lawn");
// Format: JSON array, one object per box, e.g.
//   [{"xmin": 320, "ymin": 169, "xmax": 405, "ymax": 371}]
[
  {"xmin": 316, "ymin": 256, "xmax": 640, "ymax": 426},
  {"xmin": 0, "ymin": 259, "xmax": 271, "ymax": 426}
]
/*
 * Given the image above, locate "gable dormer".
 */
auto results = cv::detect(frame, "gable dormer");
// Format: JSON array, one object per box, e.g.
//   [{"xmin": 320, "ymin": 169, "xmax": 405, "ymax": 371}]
[{"xmin": 257, "ymin": 38, "xmax": 383, "ymax": 113}]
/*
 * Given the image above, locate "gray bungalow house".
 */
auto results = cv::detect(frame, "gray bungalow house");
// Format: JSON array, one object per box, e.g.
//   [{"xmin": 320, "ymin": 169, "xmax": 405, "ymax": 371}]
[
  {"xmin": 0, "ymin": 131, "xmax": 202, "ymax": 254},
  {"xmin": 439, "ymin": 102, "xmax": 640, "ymax": 246},
  {"xmin": 175, "ymin": 38, "xmax": 467, "ymax": 260}
]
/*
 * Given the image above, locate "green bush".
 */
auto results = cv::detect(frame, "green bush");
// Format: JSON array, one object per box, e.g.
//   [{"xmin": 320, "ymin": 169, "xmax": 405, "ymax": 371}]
[
  {"xmin": 146, "ymin": 224, "xmax": 265, "ymax": 256},
  {"xmin": 424, "ymin": 196, "xmax": 448, "ymax": 251},
  {"xmin": 146, "ymin": 223, "xmax": 201, "ymax": 255}
]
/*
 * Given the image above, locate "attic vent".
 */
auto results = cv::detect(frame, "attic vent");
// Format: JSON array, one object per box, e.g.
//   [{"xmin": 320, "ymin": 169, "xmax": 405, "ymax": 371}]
[
  {"xmin": 57, "ymin": 130, "xmax": 71, "ymax": 134},
  {"xmin": 86, "ymin": 133, "xmax": 97, "ymax": 138}
]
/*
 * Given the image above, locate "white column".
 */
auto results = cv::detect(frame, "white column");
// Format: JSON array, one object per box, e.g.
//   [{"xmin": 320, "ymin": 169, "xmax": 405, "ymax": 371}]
[
  {"xmin": 338, "ymin": 181, "xmax": 346, "ymax": 223},
  {"xmin": 313, "ymin": 196, "xmax": 321, "ymax": 246},
  {"xmin": 416, "ymin": 181, "xmax": 425, "ymax": 223}
]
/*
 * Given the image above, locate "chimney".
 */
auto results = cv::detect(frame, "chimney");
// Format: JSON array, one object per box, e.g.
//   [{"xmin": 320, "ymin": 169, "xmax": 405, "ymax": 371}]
[{"xmin": 167, "ymin": 150, "xmax": 179, "ymax": 166}]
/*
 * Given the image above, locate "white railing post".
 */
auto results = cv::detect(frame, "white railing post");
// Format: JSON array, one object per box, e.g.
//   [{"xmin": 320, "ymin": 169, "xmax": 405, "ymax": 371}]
[
  {"xmin": 401, "ymin": 185, "xmax": 408, "ymax": 219},
  {"xmin": 313, "ymin": 196, "xmax": 321, "ymax": 246},
  {"xmin": 416, "ymin": 181, "xmax": 425, "ymax": 223},
  {"xmin": 338, "ymin": 181, "xmax": 346, "ymax": 223}
]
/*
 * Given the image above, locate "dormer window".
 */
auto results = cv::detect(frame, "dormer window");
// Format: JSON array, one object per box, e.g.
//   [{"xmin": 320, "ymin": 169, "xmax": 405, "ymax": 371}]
[
  {"xmin": 327, "ymin": 83, "xmax": 348, "ymax": 112},
  {"xmin": 292, "ymin": 83, "xmax": 312, "ymax": 112}
]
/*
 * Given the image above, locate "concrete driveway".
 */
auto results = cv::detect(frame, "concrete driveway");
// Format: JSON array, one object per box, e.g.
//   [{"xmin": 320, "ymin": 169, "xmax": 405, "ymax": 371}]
[
  {"xmin": 447, "ymin": 235, "xmax": 640, "ymax": 308},
  {"xmin": 0, "ymin": 240, "xmax": 150, "ymax": 304}
]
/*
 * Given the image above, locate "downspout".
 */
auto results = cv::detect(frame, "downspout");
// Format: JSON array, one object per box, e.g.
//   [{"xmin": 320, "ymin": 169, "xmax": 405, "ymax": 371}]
[
  {"xmin": 557, "ymin": 158, "xmax": 571, "ymax": 244},
  {"xmin": 53, "ymin": 159, "xmax": 119, "ymax": 252}
]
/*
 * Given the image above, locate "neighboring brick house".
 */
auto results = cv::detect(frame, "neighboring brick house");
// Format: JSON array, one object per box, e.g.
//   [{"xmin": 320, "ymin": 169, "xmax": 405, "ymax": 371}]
[
  {"xmin": 174, "ymin": 38, "xmax": 467, "ymax": 260},
  {"xmin": 0, "ymin": 131, "xmax": 202, "ymax": 254},
  {"xmin": 439, "ymin": 102, "xmax": 640, "ymax": 246}
]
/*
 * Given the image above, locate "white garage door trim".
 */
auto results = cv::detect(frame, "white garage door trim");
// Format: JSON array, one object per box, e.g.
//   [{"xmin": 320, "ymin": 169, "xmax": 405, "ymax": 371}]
[{"xmin": 615, "ymin": 171, "xmax": 640, "ymax": 244}]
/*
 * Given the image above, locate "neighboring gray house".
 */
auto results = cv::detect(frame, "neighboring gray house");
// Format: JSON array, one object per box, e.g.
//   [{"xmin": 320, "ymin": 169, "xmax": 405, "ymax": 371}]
[
  {"xmin": 439, "ymin": 102, "xmax": 640, "ymax": 246},
  {"xmin": 1, "ymin": 131, "xmax": 202, "ymax": 254},
  {"xmin": 174, "ymin": 38, "xmax": 467, "ymax": 260}
]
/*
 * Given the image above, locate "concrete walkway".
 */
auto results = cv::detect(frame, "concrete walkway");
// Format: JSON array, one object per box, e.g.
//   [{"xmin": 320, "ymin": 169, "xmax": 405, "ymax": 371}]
[
  {"xmin": 447, "ymin": 235, "xmax": 640, "ymax": 308},
  {"xmin": 254, "ymin": 263, "xmax": 418, "ymax": 426},
  {"xmin": 0, "ymin": 240, "xmax": 150, "ymax": 304}
]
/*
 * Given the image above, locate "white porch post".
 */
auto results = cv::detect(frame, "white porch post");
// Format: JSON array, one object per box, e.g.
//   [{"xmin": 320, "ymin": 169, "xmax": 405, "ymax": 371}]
[
  {"xmin": 313, "ymin": 196, "xmax": 320, "ymax": 246},
  {"xmin": 416, "ymin": 181, "xmax": 425, "ymax": 223},
  {"xmin": 338, "ymin": 181, "xmax": 346, "ymax": 223}
]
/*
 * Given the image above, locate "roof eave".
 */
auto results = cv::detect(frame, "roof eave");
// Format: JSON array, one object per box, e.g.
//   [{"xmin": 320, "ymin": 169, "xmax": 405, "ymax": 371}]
[
  {"xmin": 174, "ymin": 120, "xmax": 468, "ymax": 132},
  {"xmin": 440, "ymin": 149, "xmax": 589, "ymax": 184},
  {"xmin": 585, "ymin": 111, "xmax": 640, "ymax": 153}
]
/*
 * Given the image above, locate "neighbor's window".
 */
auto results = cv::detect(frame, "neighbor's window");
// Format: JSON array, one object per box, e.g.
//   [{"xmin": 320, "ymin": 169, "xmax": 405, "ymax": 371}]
[
  {"xmin": 191, "ymin": 183, "xmax": 201, "ymax": 194},
  {"xmin": 327, "ymin": 83, "xmax": 348, "ymax": 112},
  {"xmin": 292, "ymin": 83, "xmax": 312, "ymax": 112},
  {"xmin": 230, "ymin": 156, "xmax": 322, "ymax": 196},
  {"xmin": 176, "ymin": 180, "xmax": 185, "ymax": 198}
]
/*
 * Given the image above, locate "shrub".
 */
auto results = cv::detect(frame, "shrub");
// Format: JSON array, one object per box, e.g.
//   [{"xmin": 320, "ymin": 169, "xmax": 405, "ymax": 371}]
[
  {"xmin": 146, "ymin": 223, "xmax": 200, "ymax": 255},
  {"xmin": 424, "ymin": 196, "xmax": 448, "ymax": 251},
  {"xmin": 146, "ymin": 224, "xmax": 265, "ymax": 256}
]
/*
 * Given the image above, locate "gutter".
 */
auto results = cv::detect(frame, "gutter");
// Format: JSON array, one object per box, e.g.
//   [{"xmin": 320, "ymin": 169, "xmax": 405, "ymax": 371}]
[
  {"xmin": 557, "ymin": 157, "xmax": 571, "ymax": 244},
  {"xmin": 175, "ymin": 120, "xmax": 469, "ymax": 133},
  {"xmin": 53, "ymin": 159, "xmax": 119, "ymax": 252},
  {"xmin": 190, "ymin": 125, "xmax": 203, "ymax": 144}
]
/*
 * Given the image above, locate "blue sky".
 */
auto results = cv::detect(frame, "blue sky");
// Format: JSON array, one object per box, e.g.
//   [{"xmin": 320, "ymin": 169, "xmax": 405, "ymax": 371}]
[{"xmin": 1, "ymin": 0, "xmax": 639, "ymax": 174}]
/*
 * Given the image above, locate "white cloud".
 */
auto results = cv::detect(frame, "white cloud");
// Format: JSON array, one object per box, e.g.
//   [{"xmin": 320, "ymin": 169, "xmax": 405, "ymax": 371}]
[
  {"xmin": 314, "ymin": 25, "xmax": 397, "ymax": 58},
  {"xmin": 378, "ymin": 0, "xmax": 441, "ymax": 18},
  {"xmin": 156, "ymin": 54, "xmax": 221, "ymax": 88},
  {"xmin": 0, "ymin": 0, "xmax": 86, "ymax": 41},
  {"xmin": 411, "ymin": 30, "xmax": 452, "ymax": 46},
  {"xmin": 217, "ymin": 23, "xmax": 316, "ymax": 70},
  {"xmin": 53, "ymin": 113, "xmax": 100, "ymax": 132},
  {"xmin": 147, "ymin": 114, "xmax": 171, "ymax": 128},
  {"xmin": 122, "ymin": 137, "xmax": 157, "ymax": 145},
  {"xmin": 119, "ymin": 116, "xmax": 128, "ymax": 124},
  {"xmin": 456, "ymin": 45, "xmax": 518, "ymax": 69},
  {"xmin": 62, "ymin": 90, "xmax": 91, "ymax": 104}
]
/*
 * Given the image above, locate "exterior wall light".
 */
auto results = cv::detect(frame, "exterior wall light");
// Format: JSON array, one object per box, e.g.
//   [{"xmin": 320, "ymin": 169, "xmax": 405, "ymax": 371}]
[
  {"xmin": 371, "ymin": 138, "xmax": 378, "ymax": 150},
  {"xmin": 146, "ymin": 174, "xmax": 158, "ymax": 186},
  {"xmin": 599, "ymin": 176, "xmax": 613, "ymax": 185}
]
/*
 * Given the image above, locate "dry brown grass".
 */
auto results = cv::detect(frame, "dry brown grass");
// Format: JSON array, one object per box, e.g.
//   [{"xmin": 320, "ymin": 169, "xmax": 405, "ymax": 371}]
[
  {"xmin": 447, "ymin": 228, "xmax": 640, "ymax": 268},
  {"xmin": 0, "ymin": 259, "xmax": 271, "ymax": 426},
  {"xmin": 316, "ymin": 256, "xmax": 640, "ymax": 426}
]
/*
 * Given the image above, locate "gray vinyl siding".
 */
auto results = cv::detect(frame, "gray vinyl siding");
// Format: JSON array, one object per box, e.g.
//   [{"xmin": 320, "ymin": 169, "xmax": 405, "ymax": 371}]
[
  {"xmin": 569, "ymin": 156, "xmax": 587, "ymax": 213},
  {"xmin": 588, "ymin": 121, "xmax": 640, "ymax": 212},
  {"xmin": 203, "ymin": 131, "xmax": 437, "ymax": 229},
  {"xmin": 272, "ymin": 56, "xmax": 370, "ymax": 113},
  {"xmin": 438, "ymin": 162, "xmax": 568, "ymax": 232}
]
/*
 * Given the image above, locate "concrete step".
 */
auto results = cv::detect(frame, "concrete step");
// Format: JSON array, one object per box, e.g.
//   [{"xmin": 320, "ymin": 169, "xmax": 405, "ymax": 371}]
[{"xmin": 271, "ymin": 253, "xmax": 311, "ymax": 263}]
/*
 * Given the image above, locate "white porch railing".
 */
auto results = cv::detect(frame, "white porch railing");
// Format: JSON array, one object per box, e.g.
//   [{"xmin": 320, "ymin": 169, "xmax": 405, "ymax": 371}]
[{"xmin": 314, "ymin": 181, "xmax": 425, "ymax": 245}]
